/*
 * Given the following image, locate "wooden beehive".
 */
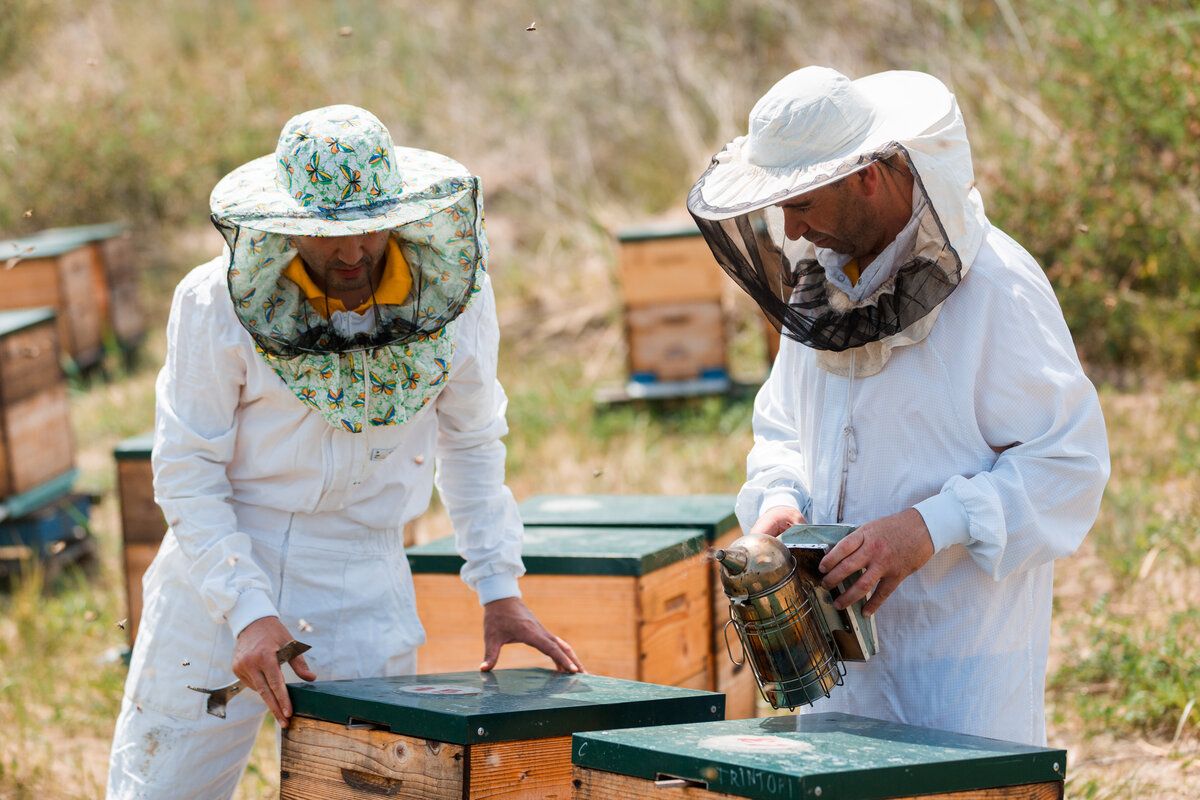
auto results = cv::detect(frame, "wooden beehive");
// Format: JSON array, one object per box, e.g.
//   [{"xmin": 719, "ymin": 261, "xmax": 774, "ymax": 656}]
[
  {"xmin": 616, "ymin": 224, "xmax": 727, "ymax": 309},
  {"xmin": 573, "ymin": 713, "xmax": 1068, "ymax": 799},
  {"xmin": 282, "ymin": 668, "xmax": 724, "ymax": 799},
  {"xmin": 39, "ymin": 223, "xmax": 146, "ymax": 354},
  {"xmin": 626, "ymin": 302, "xmax": 727, "ymax": 383},
  {"xmin": 0, "ymin": 309, "xmax": 74, "ymax": 499},
  {"xmin": 518, "ymin": 495, "xmax": 759, "ymax": 720},
  {"xmin": 410, "ymin": 526, "xmax": 712, "ymax": 689},
  {"xmin": 616, "ymin": 223, "xmax": 730, "ymax": 384},
  {"xmin": 0, "ymin": 235, "xmax": 104, "ymax": 370},
  {"xmin": 115, "ymin": 432, "xmax": 164, "ymax": 645}
]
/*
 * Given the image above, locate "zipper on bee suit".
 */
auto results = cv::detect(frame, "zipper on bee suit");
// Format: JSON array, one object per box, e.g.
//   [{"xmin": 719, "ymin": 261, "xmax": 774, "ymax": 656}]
[{"xmin": 836, "ymin": 350, "xmax": 858, "ymax": 524}]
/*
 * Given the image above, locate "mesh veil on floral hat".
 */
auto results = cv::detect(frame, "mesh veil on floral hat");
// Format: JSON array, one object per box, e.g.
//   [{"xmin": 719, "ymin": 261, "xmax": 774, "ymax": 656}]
[{"xmin": 210, "ymin": 105, "xmax": 486, "ymax": 431}]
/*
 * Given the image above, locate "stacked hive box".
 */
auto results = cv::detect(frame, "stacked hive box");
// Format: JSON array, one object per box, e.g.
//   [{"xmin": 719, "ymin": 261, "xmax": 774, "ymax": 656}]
[
  {"xmin": 409, "ymin": 526, "xmax": 713, "ymax": 689},
  {"xmin": 115, "ymin": 433, "xmax": 164, "ymax": 645},
  {"xmin": 572, "ymin": 713, "xmax": 1068, "ymax": 799},
  {"xmin": 0, "ymin": 309, "xmax": 75, "ymax": 499},
  {"xmin": 0, "ymin": 235, "xmax": 104, "ymax": 370},
  {"xmin": 281, "ymin": 668, "xmax": 724, "ymax": 799},
  {"xmin": 518, "ymin": 495, "xmax": 759, "ymax": 720},
  {"xmin": 41, "ymin": 223, "xmax": 146, "ymax": 357},
  {"xmin": 0, "ymin": 494, "xmax": 94, "ymax": 579},
  {"xmin": 616, "ymin": 223, "xmax": 729, "ymax": 385}
]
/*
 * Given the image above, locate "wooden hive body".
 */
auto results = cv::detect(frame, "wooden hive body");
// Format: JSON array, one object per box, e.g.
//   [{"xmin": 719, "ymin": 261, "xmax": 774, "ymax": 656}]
[
  {"xmin": 409, "ymin": 525, "xmax": 712, "ymax": 689},
  {"xmin": 0, "ymin": 309, "xmax": 74, "ymax": 498},
  {"xmin": 281, "ymin": 668, "xmax": 724, "ymax": 799},
  {"xmin": 114, "ymin": 432, "xmax": 163, "ymax": 645},
  {"xmin": 517, "ymin": 495, "xmax": 759, "ymax": 720}
]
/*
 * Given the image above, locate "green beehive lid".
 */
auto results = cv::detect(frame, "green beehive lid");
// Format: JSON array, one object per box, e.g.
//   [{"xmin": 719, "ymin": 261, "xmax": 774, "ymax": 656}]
[
  {"xmin": 114, "ymin": 433, "xmax": 154, "ymax": 461},
  {"xmin": 0, "ymin": 308, "xmax": 56, "ymax": 338},
  {"xmin": 408, "ymin": 526, "xmax": 705, "ymax": 577},
  {"xmin": 573, "ymin": 713, "xmax": 1066, "ymax": 800},
  {"xmin": 289, "ymin": 668, "xmax": 724, "ymax": 745},
  {"xmin": 0, "ymin": 469, "xmax": 78, "ymax": 523},
  {"xmin": 616, "ymin": 220, "xmax": 703, "ymax": 243},
  {"xmin": 519, "ymin": 495, "xmax": 738, "ymax": 542}
]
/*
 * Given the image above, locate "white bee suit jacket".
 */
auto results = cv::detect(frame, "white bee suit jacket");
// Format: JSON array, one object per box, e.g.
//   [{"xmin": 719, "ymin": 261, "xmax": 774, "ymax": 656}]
[
  {"xmin": 125, "ymin": 257, "xmax": 524, "ymax": 722},
  {"xmin": 738, "ymin": 224, "xmax": 1110, "ymax": 745}
]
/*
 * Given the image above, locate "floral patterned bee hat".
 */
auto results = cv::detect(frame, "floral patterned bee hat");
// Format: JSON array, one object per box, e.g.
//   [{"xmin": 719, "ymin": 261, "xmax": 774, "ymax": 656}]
[{"xmin": 209, "ymin": 104, "xmax": 485, "ymax": 432}]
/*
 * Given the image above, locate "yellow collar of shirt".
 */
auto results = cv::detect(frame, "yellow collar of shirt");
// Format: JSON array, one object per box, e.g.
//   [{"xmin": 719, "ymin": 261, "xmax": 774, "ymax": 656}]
[{"xmin": 282, "ymin": 238, "xmax": 413, "ymax": 317}]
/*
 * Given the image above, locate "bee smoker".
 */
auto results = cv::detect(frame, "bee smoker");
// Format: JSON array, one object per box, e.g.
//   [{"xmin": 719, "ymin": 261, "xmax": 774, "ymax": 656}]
[{"xmin": 713, "ymin": 525, "xmax": 878, "ymax": 710}]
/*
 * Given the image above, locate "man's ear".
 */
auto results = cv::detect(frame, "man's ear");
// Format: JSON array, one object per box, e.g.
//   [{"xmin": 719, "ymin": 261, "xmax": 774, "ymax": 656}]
[{"xmin": 857, "ymin": 162, "xmax": 882, "ymax": 197}]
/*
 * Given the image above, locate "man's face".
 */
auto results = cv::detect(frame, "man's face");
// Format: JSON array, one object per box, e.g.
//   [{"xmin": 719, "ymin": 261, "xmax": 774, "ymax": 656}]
[
  {"xmin": 292, "ymin": 231, "xmax": 390, "ymax": 294},
  {"xmin": 777, "ymin": 175, "xmax": 879, "ymax": 258}
]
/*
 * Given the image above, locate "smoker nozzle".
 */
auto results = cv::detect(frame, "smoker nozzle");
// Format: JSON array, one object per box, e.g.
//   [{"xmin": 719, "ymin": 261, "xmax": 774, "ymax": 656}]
[{"xmin": 712, "ymin": 547, "xmax": 749, "ymax": 575}]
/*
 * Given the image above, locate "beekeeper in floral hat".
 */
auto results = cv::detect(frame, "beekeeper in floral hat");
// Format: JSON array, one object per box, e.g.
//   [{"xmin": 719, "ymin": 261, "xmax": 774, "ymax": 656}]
[
  {"xmin": 107, "ymin": 105, "xmax": 581, "ymax": 799},
  {"xmin": 688, "ymin": 67, "xmax": 1109, "ymax": 745}
]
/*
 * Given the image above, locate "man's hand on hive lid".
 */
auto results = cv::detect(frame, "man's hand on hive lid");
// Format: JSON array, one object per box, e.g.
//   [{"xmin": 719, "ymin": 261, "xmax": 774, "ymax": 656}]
[
  {"xmin": 232, "ymin": 616, "xmax": 317, "ymax": 727},
  {"xmin": 817, "ymin": 508, "xmax": 934, "ymax": 617},
  {"xmin": 749, "ymin": 506, "xmax": 808, "ymax": 537},
  {"xmin": 480, "ymin": 596, "xmax": 585, "ymax": 674}
]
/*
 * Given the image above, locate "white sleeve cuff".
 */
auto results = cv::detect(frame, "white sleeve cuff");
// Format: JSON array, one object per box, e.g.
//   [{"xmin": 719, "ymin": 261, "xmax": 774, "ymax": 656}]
[
  {"xmin": 914, "ymin": 491, "xmax": 972, "ymax": 553},
  {"xmin": 227, "ymin": 588, "xmax": 279, "ymax": 638},
  {"xmin": 759, "ymin": 488, "xmax": 803, "ymax": 518},
  {"xmin": 475, "ymin": 573, "xmax": 521, "ymax": 606}
]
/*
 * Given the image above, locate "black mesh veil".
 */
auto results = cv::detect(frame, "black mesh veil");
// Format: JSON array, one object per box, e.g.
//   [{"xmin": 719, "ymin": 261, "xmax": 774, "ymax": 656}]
[{"xmin": 688, "ymin": 146, "xmax": 963, "ymax": 352}]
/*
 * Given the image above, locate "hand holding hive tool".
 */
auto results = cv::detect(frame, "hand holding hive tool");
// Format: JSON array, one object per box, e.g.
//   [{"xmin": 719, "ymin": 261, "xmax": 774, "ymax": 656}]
[
  {"xmin": 188, "ymin": 639, "xmax": 311, "ymax": 718},
  {"xmin": 711, "ymin": 525, "xmax": 877, "ymax": 709}
]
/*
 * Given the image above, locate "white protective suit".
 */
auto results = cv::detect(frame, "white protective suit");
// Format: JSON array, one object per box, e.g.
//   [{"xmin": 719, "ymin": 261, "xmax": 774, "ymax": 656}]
[
  {"xmin": 106, "ymin": 259, "xmax": 524, "ymax": 798},
  {"xmin": 687, "ymin": 68, "xmax": 1110, "ymax": 745}
]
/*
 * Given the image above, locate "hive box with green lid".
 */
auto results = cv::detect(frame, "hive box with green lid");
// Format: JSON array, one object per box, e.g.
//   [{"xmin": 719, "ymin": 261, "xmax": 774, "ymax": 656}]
[
  {"xmin": 409, "ymin": 525, "xmax": 713, "ymax": 688},
  {"xmin": 115, "ymin": 432, "xmax": 163, "ymax": 645},
  {"xmin": 572, "ymin": 713, "xmax": 1067, "ymax": 800},
  {"xmin": 0, "ymin": 308, "xmax": 74, "ymax": 500},
  {"xmin": 518, "ymin": 494, "xmax": 759, "ymax": 719},
  {"xmin": 0, "ymin": 233, "xmax": 104, "ymax": 369},
  {"xmin": 281, "ymin": 667, "xmax": 724, "ymax": 799}
]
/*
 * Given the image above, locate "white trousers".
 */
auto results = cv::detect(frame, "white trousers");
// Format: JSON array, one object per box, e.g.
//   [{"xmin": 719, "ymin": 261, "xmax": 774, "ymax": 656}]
[{"xmin": 107, "ymin": 506, "xmax": 423, "ymax": 799}]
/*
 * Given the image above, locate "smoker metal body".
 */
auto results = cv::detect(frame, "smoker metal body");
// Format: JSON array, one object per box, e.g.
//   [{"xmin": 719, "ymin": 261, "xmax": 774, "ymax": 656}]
[{"xmin": 715, "ymin": 525, "xmax": 877, "ymax": 710}]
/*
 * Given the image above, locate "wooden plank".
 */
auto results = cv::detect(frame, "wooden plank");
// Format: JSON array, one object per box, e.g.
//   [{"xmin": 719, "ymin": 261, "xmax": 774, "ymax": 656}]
[
  {"xmin": 573, "ymin": 769, "xmax": 1064, "ymax": 800},
  {"xmin": 0, "ymin": 317, "xmax": 61, "ymax": 404},
  {"xmin": 0, "ymin": 384, "xmax": 74, "ymax": 496},
  {"xmin": 468, "ymin": 735, "xmax": 573, "ymax": 799},
  {"xmin": 617, "ymin": 238, "xmax": 727, "ymax": 307},
  {"xmin": 57, "ymin": 247, "xmax": 103, "ymax": 364},
  {"xmin": 82, "ymin": 242, "xmax": 111, "ymax": 342},
  {"xmin": 626, "ymin": 302, "xmax": 726, "ymax": 382},
  {"xmin": 281, "ymin": 716, "xmax": 464, "ymax": 799},
  {"xmin": 117, "ymin": 459, "xmax": 165, "ymax": 544},
  {"xmin": 413, "ymin": 574, "xmax": 641, "ymax": 678},
  {"xmin": 124, "ymin": 542, "xmax": 159, "ymax": 645},
  {"xmin": 636, "ymin": 551, "xmax": 711, "ymax": 687}
]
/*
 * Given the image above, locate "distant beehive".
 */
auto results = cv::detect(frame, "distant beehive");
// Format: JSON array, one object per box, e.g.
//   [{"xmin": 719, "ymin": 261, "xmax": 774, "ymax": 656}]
[
  {"xmin": 0, "ymin": 308, "xmax": 75, "ymax": 498},
  {"xmin": 114, "ymin": 433, "xmax": 164, "ymax": 646},
  {"xmin": 615, "ymin": 223, "xmax": 729, "ymax": 384}
]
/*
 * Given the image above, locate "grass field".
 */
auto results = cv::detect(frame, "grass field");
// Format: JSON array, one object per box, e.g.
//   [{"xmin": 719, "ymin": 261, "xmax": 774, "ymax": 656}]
[{"xmin": 0, "ymin": 221, "xmax": 1196, "ymax": 798}]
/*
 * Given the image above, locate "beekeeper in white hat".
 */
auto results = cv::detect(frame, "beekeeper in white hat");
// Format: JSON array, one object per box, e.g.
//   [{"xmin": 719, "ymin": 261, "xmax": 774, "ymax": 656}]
[
  {"xmin": 107, "ymin": 105, "xmax": 581, "ymax": 799},
  {"xmin": 688, "ymin": 67, "xmax": 1109, "ymax": 745}
]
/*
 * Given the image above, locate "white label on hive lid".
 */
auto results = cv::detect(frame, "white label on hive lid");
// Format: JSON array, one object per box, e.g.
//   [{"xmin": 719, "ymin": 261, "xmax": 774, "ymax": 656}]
[
  {"xmin": 395, "ymin": 684, "xmax": 481, "ymax": 696},
  {"xmin": 697, "ymin": 735, "xmax": 815, "ymax": 754},
  {"xmin": 540, "ymin": 498, "xmax": 602, "ymax": 513}
]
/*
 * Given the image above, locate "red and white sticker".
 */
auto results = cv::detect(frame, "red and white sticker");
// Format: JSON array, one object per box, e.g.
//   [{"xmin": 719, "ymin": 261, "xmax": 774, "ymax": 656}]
[
  {"xmin": 395, "ymin": 684, "xmax": 481, "ymax": 696},
  {"xmin": 696, "ymin": 735, "xmax": 814, "ymax": 754}
]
